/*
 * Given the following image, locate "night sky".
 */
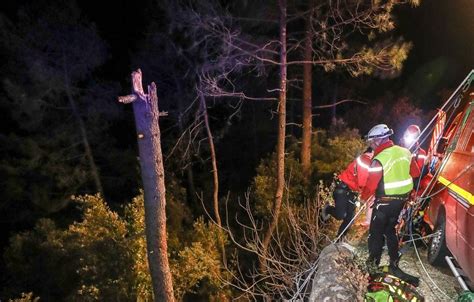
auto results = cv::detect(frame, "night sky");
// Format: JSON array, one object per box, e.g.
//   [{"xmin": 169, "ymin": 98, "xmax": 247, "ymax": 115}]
[
  {"xmin": 395, "ymin": 0, "xmax": 473, "ymax": 97},
  {"xmin": 2, "ymin": 0, "xmax": 472, "ymax": 91}
]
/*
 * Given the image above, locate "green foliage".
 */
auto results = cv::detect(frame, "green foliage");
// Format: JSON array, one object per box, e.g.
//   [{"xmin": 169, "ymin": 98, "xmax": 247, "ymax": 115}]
[
  {"xmin": 67, "ymin": 194, "xmax": 135, "ymax": 301},
  {"xmin": 253, "ymin": 148, "xmax": 308, "ymax": 217},
  {"xmin": 3, "ymin": 195, "xmax": 137, "ymax": 301},
  {"xmin": 125, "ymin": 194, "xmax": 228, "ymax": 301},
  {"xmin": 252, "ymin": 120, "xmax": 365, "ymax": 218},
  {"xmin": 347, "ymin": 41, "xmax": 412, "ymax": 78},
  {"xmin": 3, "ymin": 193, "xmax": 228, "ymax": 301},
  {"xmin": 165, "ymin": 178, "xmax": 193, "ymax": 250},
  {"xmin": 312, "ymin": 120, "xmax": 366, "ymax": 178},
  {"xmin": 171, "ymin": 218, "xmax": 229, "ymax": 300},
  {"xmin": 4, "ymin": 218, "xmax": 79, "ymax": 300},
  {"xmin": 8, "ymin": 292, "xmax": 40, "ymax": 302}
]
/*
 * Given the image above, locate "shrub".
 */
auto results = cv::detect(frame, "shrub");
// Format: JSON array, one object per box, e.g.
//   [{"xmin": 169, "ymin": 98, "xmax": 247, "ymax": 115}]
[
  {"xmin": 4, "ymin": 193, "xmax": 228, "ymax": 301},
  {"xmin": 252, "ymin": 120, "xmax": 365, "ymax": 218}
]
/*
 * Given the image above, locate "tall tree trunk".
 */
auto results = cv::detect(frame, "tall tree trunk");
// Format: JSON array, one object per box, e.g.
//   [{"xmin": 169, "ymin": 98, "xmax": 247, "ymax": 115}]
[
  {"xmin": 260, "ymin": 0, "xmax": 287, "ymax": 271},
  {"xmin": 199, "ymin": 92, "xmax": 226, "ymax": 262},
  {"xmin": 63, "ymin": 66, "xmax": 104, "ymax": 196},
  {"xmin": 199, "ymin": 94, "xmax": 222, "ymax": 228},
  {"xmin": 119, "ymin": 69, "xmax": 175, "ymax": 302},
  {"xmin": 301, "ymin": 8, "xmax": 313, "ymax": 180}
]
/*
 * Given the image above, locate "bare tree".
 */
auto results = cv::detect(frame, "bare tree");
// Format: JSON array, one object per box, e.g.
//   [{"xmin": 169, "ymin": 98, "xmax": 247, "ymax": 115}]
[
  {"xmin": 160, "ymin": 0, "xmax": 264, "ymax": 254},
  {"xmin": 220, "ymin": 185, "xmax": 330, "ymax": 301},
  {"xmin": 119, "ymin": 70, "xmax": 175, "ymax": 302},
  {"xmin": 260, "ymin": 0, "xmax": 288, "ymax": 272},
  {"xmin": 198, "ymin": 88, "xmax": 226, "ymax": 261}
]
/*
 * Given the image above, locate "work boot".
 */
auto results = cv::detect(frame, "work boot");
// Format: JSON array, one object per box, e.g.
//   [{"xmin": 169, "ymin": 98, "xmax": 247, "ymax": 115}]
[
  {"xmin": 388, "ymin": 262, "xmax": 420, "ymax": 287},
  {"xmin": 320, "ymin": 204, "xmax": 331, "ymax": 222}
]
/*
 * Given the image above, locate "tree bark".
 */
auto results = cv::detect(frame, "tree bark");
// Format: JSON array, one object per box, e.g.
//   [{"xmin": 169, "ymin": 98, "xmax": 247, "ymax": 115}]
[
  {"xmin": 260, "ymin": 0, "xmax": 287, "ymax": 271},
  {"xmin": 119, "ymin": 69, "xmax": 175, "ymax": 302},
  {"xmin": 301, "ymin": 7, "xmax": 313, "ymax": 180},
  {"xmin": 63, "ymin": 66, "xmax": 104, "ymax": 197}
]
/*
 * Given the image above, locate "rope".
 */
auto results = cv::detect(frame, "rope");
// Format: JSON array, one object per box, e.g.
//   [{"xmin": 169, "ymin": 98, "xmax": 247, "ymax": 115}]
[
  {"xmin": 399, "ymin": 233, "xmax": 435, "ymax": 245},
  {"xmin": 331, "ymin": 201, "xmax": 367, "ymax": 244},
  {"xmin": 410, "ymin": 221, "xmax": 453, "ymax": 300},
  {"xmin": 415, "ymin": 163, "xmax": 473, "ymax": 202},
  {"xmin": 409, "ymin": 70, "xmax": 474, "ymax": 151},
  {"xmin": 414, "ymin": 88, "xmax": 473, "ymax": 200}
]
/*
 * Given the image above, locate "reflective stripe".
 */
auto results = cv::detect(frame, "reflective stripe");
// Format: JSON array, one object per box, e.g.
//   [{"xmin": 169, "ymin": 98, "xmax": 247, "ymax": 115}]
[
  {"xmin": 368, "ymin": 166, "xmax": 383, "ymax": 172},
  {"xmin": 412, "ymin": 154, "xmax": 427, "ymax": 160},
  {"xmin": 384, "ymin": 178, "xmax": 413, "ymax": 189},
  {"xmin": 438, "ymin": 176, "xmax": 474, "ymax": 205},
  {"xmin": 356, "ymin": 156, "xmax": 371, "ymax": 170}
]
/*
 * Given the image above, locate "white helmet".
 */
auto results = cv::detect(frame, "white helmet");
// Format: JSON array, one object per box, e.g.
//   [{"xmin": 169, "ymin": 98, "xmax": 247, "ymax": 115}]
[{"xmin": 365, "ymin": 124, "xmax": 394, "ymax": 141}]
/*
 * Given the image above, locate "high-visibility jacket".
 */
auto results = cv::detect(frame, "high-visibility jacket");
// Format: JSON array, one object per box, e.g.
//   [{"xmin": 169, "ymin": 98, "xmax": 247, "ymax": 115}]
[
  {"xmin": 338, "ymin": 152, "xmax": 373, "ymax": 192},
  {"xmin": 374, "ymin": 145, "xmax": 414, "ymax": 196}
]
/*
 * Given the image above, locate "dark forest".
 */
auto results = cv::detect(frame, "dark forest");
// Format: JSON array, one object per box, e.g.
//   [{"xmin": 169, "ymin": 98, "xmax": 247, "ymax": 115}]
[{"xmin": 0, "ymin": 0, "xmax": 473, "ymax": 301}]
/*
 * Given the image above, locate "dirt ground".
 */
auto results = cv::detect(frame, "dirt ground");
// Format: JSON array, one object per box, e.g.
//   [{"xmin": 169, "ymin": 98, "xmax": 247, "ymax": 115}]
[{"xmin": 339, "ymin": 213, "xmax": 462, "ymax": 301}]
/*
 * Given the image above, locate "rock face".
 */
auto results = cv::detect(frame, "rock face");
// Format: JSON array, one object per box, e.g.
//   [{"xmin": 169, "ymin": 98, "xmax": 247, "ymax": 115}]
[{"xmin": 308, "ymin": 243, "xmax": 368, "ymax": 301}]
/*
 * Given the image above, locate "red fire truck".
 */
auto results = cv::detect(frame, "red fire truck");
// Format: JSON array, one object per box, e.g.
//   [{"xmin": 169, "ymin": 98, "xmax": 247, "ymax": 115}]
[{"xmin": 423, "ymin": 70, "xmax": 474, "ymax": 291}]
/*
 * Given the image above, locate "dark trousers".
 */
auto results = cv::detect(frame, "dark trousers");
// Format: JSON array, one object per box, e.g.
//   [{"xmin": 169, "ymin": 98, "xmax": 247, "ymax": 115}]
[
  {"xmin": 368, "ymin": 198, "xmax": 406, "ymax": 264},
  {"xmin": 327, "ymin": 182, "xmax": 357, "ymax": 237}
]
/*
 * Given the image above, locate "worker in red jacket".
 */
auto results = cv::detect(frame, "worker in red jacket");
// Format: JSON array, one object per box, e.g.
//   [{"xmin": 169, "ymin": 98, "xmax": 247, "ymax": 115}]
[
  {"xmin": 321, "ymin": 147, "xmax": 373, "ymax": 239},
  {"xmin": 401, "ymin": 124, "xmax": 428, "ymax": 190},
  {"xmin": 360, "ymin": 124, "xmax": 420, "ymax": 286}
]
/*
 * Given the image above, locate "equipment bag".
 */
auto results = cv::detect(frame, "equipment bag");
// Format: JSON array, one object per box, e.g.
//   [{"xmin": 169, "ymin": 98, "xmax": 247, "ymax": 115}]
[{"xmin": 365, "ymin": 273, "xmax": 424, "ymax": 302}]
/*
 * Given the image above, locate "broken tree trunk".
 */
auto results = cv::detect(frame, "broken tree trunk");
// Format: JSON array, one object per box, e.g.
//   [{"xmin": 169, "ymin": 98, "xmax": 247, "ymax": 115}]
[{"xmin": 118, "ymin": 69, "xmax": 175, "ymax": 302}]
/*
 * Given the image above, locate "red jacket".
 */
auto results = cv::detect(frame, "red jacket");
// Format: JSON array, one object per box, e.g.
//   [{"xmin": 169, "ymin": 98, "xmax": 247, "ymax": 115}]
[
  {"xmin": 339, "ymin": 152, "xmax": 373, "ymax": 192},
  {"xmin": 360, "ymin": 140, "xmax": 416, "ymax": 200},
  {"xmin": 410, "ymin": 146, "xmax": 427, "ymax": 178}
]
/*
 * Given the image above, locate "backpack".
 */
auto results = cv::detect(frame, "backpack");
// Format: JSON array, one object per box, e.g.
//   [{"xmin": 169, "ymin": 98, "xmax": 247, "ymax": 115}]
[{"xmin": 365, "ymin": 273, "xmax": 424, "ymax": 302}]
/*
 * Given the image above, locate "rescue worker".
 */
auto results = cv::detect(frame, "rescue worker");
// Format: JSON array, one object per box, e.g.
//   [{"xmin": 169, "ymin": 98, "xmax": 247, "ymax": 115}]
[
  {"xmin": 321, "ymin": 147, "xmax": 373, "ymax": 240},
  {"xmin": 360, "ymin": 124, "xmax": 420, "ymax": 286},
  {"xmin": 401, "ymin": 124, "xmax": 428, "ymax": 189}
]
